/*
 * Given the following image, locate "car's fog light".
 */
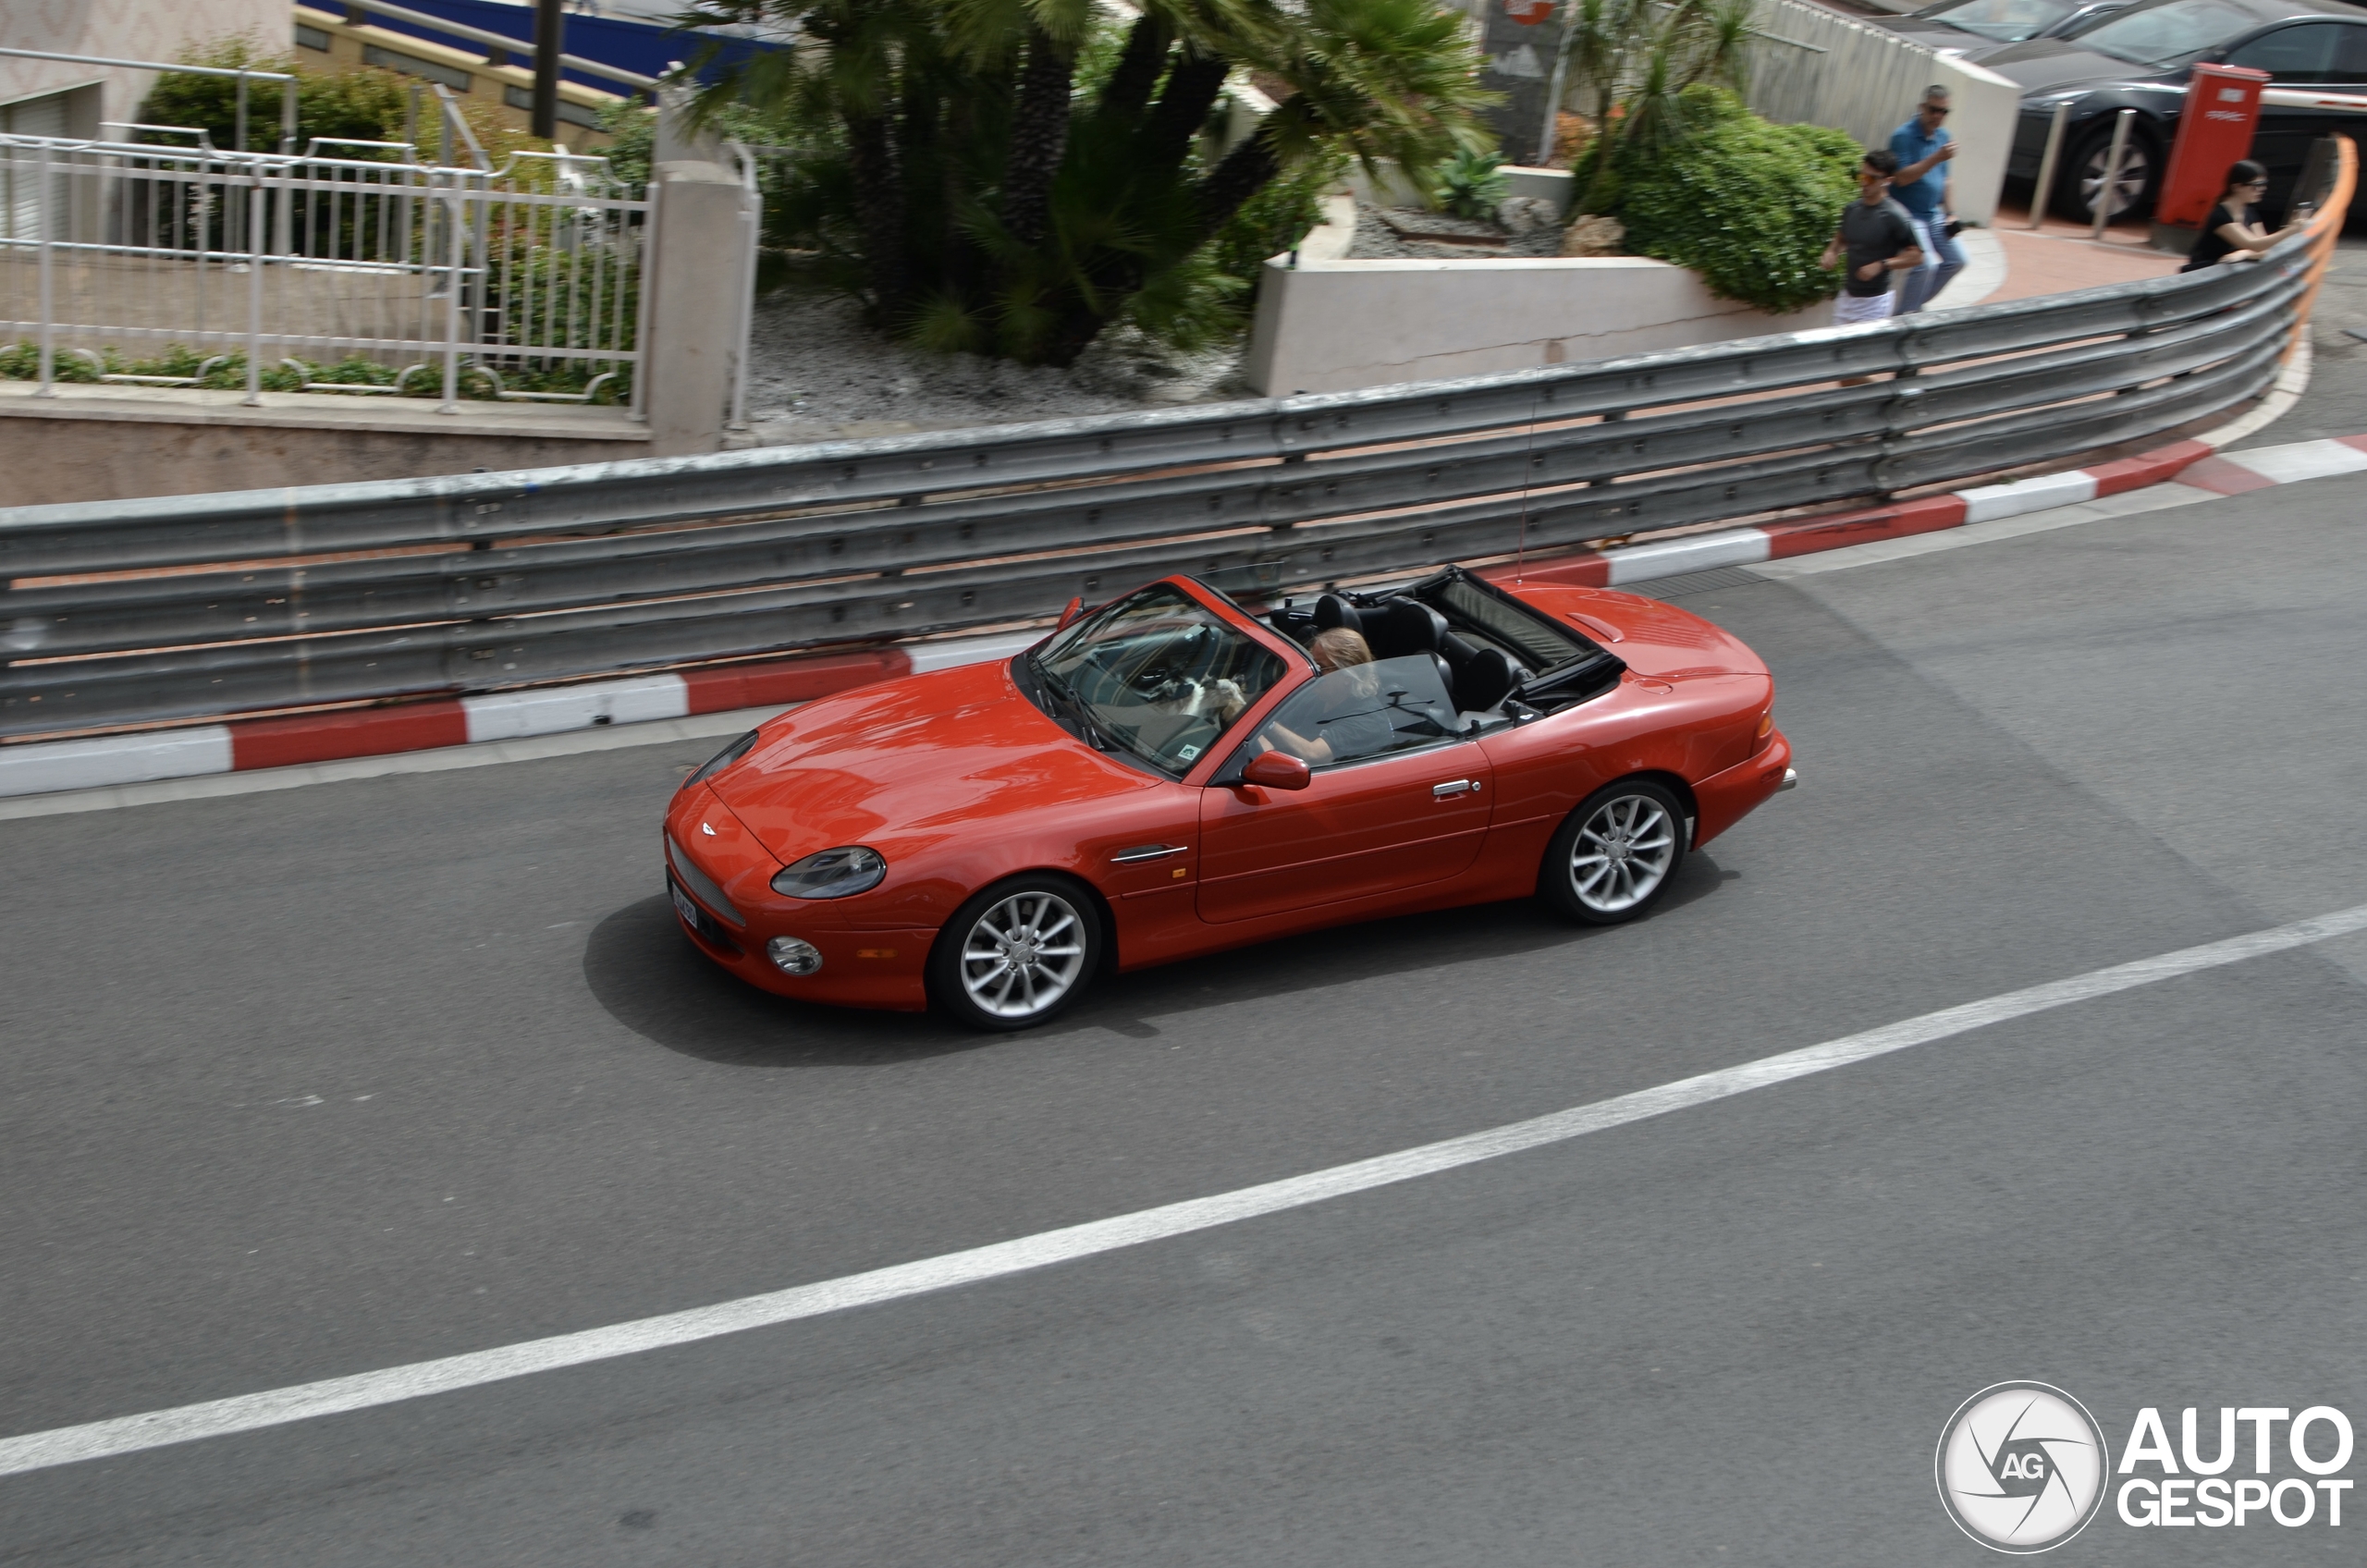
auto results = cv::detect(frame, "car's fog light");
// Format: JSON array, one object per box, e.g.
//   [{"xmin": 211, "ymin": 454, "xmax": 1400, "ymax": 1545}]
[{"xmin": 767, "ymin": 937, "xmax": 824, "ymax": 975}]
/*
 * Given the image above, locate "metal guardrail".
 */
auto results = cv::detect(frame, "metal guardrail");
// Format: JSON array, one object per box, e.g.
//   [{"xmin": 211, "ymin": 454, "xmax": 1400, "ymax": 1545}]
[{"xmin": 0, "ymin": 139, "xmax": 2349, "ymax": 741}]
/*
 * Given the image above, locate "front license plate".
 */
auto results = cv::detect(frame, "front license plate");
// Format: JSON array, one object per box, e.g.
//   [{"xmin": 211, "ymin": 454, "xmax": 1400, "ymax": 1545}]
[{"xmin": 671, "ymin": 882, "xmax": 702, "ymax": 928}]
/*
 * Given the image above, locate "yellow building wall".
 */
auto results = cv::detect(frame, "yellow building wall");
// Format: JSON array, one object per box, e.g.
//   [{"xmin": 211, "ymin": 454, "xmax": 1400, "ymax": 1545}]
[{"xmin": 291, "ymin": 5, "xmax": 628, "ymax": 151}]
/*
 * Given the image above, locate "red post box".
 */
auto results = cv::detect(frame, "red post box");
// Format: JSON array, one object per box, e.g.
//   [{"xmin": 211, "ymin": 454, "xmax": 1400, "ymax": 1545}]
[{"xmin": 2155, "ymin": 64, "xmax": 2270, "ymax": 243}]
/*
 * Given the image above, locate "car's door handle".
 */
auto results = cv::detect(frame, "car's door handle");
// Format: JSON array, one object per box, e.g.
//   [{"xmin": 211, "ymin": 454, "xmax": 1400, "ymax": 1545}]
[
  {"xmin": 1431, "ymin": 779, "xmax": 1480, "ymax": 798},
  {"xmin": 1110, "ymin": 843, "xmax": 1188, "ymax": 864}
]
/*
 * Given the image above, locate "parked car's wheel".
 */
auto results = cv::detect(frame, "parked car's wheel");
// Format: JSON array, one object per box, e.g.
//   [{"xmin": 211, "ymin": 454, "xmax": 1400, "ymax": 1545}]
[
  {"xmin": 928, "ymin": 876, "xmax": 1102, "ymax": 1031},
  {"xmin": 2057, "ymin": 119, "xmax": 2157, "ymax": 223},
  {"xmin": 1540, "ymin": 779, "xmax": 1688, "ymax": 925}
]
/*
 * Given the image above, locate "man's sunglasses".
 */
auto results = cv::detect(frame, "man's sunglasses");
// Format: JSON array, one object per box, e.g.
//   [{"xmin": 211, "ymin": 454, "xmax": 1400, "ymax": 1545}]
[{"xmin": 1922, "ymin": 104, "xmax": 1951, "ymax": 116}]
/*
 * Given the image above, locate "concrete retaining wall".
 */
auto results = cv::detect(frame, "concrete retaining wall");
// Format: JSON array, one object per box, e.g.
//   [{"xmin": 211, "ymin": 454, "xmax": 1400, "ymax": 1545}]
[
  {"xmin": 1243, "ymin": 252, "xmax": 1809, "ymax": 397},
  {"xmin": 0, "ymin": 385, "xmax": 647, "ymax": 507}
]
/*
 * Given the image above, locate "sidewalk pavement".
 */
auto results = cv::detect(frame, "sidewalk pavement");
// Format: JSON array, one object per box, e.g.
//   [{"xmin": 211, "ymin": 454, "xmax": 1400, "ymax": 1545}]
[{"xmin": 1979, "ymin": 199, "xmax": 2184, "ymax": 302}]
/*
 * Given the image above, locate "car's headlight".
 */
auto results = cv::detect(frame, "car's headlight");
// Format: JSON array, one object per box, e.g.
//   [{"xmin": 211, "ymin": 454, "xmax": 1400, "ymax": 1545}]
[
  {"xmin": 771, "ymin": 846, "xmax": 887, "ymax": 900},
  {"xmin": 682, "ymin": 729, "xmax": 757, "ymax": 790}
]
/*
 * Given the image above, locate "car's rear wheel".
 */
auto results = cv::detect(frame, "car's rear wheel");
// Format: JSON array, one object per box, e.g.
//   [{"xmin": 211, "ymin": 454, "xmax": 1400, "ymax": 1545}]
[
  {"xmin": 1540, "ymin": 779, "xmax": 1687, "ymax": 925},
  {"xmin": 929, "ymin": 876, "xmax": 1101, "ymax": 1032}
]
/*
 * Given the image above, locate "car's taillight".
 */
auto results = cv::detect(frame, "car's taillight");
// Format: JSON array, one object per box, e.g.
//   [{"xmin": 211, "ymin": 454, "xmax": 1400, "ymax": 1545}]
[{"xmin": 1754, "ymin": 709, "xmax": 1775, "ymax": 751}]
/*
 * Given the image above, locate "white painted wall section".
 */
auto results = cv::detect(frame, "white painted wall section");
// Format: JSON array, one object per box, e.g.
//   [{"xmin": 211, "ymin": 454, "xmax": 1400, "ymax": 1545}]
[
  {"xmin": 2214, "ymin": 438, "xmax": 2367, "ymax": 484},
  {"xmin": 462, "ymin": 676, "xmax": 690, "ymax": 742},
  {"xmin": 906, "ymin": 631, "xmax": 1045, "ymax": 674},
  {"xmin": 1603, "ymin": 529, "xmax": 1774, "ymax": 585},
  {"xmin": 0, "ymin": 727, "xmax": 232, "ymax": 796},
  {"xmin": 1960, "ymin": 471, "xmax": 2097, "ymax": 523},
  {"xmin": 1245, "ymin": 255, "xmax": 1810, "ymax": 397}
]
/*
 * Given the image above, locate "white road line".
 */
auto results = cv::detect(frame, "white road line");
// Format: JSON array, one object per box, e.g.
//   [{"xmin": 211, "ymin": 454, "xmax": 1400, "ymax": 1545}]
[{"xmin": 6, "ymin": 901, "xmax": 2366, "ymax": 1481}]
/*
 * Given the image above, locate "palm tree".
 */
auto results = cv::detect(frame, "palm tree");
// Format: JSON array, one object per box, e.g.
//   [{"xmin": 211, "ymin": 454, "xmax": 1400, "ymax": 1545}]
[
  {"xmin": 677, "ymin": 0, "xmax": 1492, "ymax": 364},
  {"xmin": 1558, "ymin": 0, "xmax": 1752, "ymax": 213},
  {"xmin": 1192, "ymin": 0, "xmax": 1497, "ymax": 248}
]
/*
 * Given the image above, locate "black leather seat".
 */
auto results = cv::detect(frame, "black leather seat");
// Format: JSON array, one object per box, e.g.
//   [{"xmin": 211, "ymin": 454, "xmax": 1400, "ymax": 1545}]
[
  {"xmin": 1358, "ymin": 598, "xmax": 1448, "ymax": 660},
  {"xmin": 1313, "ymin": 594, "xmax": 1363, "ymax": 639},
  {"xmin": 1453, "ymin": 647, "xmax": 1526, "ymax": 713}
]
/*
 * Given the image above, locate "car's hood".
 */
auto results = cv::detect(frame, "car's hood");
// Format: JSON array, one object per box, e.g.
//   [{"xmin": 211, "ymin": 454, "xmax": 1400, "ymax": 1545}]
[
  {"xmin": 1981, "ymin": 37, "xmax": 2137, "ymax": 89},
  {"xmin": 706, "ymin": 658, "xmax": 1159, "ymax": 864},
  {"xmin": 1505, "ymin": 584, "xmax": 1770, "ymax": 680}
]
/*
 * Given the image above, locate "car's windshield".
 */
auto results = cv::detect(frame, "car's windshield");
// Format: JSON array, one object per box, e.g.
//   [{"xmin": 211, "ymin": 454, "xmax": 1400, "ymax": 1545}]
[
  {"xmin": 2077, "ymin": 0, "xmax": 2258, "ymax": 67},
  {"xmin": 1921, "ymin": 0, "xmax": 2080, "ymax": 43},
  {"xmin": 1030, "ymin": 584, "xmax": 1288, "ymax": 776}
]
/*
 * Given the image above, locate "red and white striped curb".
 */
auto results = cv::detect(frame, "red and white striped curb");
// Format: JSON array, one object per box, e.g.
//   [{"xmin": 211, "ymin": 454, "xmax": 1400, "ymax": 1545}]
[
  {"xmin": 6, "ymin": 434, "xmax": 2361, "ymax": 800},
  {"xmin": 1485, "ymin": 433, "xmax": 2367, "ymax": 593}
]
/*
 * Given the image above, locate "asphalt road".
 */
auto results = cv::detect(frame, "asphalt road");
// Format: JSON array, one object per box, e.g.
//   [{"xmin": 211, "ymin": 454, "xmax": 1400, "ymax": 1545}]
[
  {"xmin": 4, "ymin": 473, "xmax": 2364, "ymax": 1564},
  {"xmin": 2235, "ymin": 236, "xmax": 2367, "ymax": 450}
]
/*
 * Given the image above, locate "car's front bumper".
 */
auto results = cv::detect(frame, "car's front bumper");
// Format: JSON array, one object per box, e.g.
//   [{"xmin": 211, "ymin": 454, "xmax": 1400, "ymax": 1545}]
[{"xmin": 663, "ymin": 786, "xmax": 933, "ymax": 1012}]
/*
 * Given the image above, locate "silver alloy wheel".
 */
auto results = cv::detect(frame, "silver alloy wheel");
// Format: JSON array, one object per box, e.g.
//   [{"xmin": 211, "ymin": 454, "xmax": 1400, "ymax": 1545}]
[
  {"xmin": 958, "ymin": 888, "xmax": 1088, "ymax": 1020},
  {"xmin": 2078, "ymin": 140, "xmax": 2150, "ymax": 220},
  {"xmin": 1567, "ymin": 792, "xmax": 1678, "ymax": 913}
]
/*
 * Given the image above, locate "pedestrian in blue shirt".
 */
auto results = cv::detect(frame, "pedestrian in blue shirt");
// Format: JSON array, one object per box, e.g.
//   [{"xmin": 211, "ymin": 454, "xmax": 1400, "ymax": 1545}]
[{"xmin": 1889, "ymin": 86, "xmax": 1964, "ymax": 313}]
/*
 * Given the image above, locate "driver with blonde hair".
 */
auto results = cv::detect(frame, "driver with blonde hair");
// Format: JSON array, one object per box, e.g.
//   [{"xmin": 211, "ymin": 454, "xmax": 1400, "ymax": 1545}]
[{"xmin": 1257, "ymin": 627, "xmax": 1394, "ymax": 765}]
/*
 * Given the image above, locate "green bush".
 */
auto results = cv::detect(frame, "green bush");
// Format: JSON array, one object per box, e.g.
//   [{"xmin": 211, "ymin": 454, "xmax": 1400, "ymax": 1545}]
[
  {"xmin": 1613, "ymin": 88, "xmax": 1859, "ymax": 315},
  {"xmin": 1432, "ymin": 147, "xmax": 1510, "ymax": 221},
  {"xmin": 141, "ymin": 38, "xmax": 409, "ymax": 156}
]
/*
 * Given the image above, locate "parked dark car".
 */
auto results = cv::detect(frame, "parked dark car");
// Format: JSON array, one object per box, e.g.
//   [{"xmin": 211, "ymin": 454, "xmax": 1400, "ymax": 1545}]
[
  {"xmin": 1986, "ymin": 0, "xmax": 2367, "ymax": 220},
  {"xmin": 1880, "ymin": 0, "xmax": 2139, "ymax": 62}
]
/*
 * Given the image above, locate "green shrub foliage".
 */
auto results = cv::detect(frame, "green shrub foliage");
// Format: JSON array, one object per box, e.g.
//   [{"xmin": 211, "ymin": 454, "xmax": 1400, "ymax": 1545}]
[
  {"xmin": 141, "ymin": 38, "xmax": 409, "ymax": 155},
  {"xmin": 1613, "ymin": 88, "xmax": 1858, "ymax": 315},
  {"xmin": 1432, "ymin": 147, "xmax": 1509, "ymax": 220}
]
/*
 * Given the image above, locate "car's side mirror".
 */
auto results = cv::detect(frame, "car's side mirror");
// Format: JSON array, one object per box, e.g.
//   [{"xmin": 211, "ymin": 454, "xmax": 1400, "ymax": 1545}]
[
  {"xmin": 1240, "ymin": 751, "xmax": 1312, "ymax": 790},
  {"xmin": 1056, "ymin": 596, "xmax": 1085, "ymax": 630}
]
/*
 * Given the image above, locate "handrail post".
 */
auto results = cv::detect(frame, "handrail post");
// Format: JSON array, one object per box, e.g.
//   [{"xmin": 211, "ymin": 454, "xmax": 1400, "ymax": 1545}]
[
  {"xmin": 2091, "ymin": 108, "xmax": 2136, "ymax": 241},
  {"xmin": 280, "ymin": 79, "xmax": 297, "ymax": 156},
  {"xmin": 630, "ymin": 178, "xmax": 657, "ymax": 423},
  {"xmin": 2029, "ymin": 103, "xmax": 2070, "ymax": 230},
  {"xmin": 727, "ymin": 145, "xmax": 756, "ymax": 434},
  {"xmin": 246, "ymin": 164, "xmax": 266, "ymax": 406},
  {"xmin": 440, "ymin": 173, "xmax": 465, "ymax": 412},
  {"xmin": 35, "ymin": 141, "xmax": 55, "ymax": 397},
  {"xmin": 234, "ymin": 70, "xmax": 250, "ymax": 154}
]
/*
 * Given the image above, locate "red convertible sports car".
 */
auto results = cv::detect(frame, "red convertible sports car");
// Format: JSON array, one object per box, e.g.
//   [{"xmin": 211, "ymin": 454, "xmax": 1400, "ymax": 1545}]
[{"xmin": 662, "ymin": 567, "xmax": 1796, "ymax": 1030}]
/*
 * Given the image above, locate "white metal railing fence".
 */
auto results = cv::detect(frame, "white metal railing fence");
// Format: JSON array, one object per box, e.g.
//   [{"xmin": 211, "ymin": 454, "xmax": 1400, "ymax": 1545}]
[{"xmin": 0, "ymin": 102, "xmax": 654, "ymax": 413}]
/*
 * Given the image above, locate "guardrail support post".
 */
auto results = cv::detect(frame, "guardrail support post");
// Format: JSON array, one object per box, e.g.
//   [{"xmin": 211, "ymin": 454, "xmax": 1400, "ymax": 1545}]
[{"xmin": 2030, "ymin": 104, "xmax": 2070, "ymax": 230}]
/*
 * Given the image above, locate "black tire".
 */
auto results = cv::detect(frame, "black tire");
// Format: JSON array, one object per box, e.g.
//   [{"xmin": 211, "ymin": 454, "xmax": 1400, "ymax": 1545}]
[
  {"xmin": 1539, "ymin": 778, "xmax": 1689, "ymax": 926},
  {"xmin": 927, "ymin": 875, "xmax": 1104, "ymax": 1032},
  {"xmin": 2055, "ymin": 120, "xmax": 2158, "ymax": 225}
]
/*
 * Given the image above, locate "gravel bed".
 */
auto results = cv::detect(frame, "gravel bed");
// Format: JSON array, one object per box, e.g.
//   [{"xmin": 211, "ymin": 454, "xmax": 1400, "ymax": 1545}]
[
  {"xmin": 1344, "ymin": 199, "xmax": 1565, "ymax": 261},
  {"xmin": 735, "ymin": 284, "xmax": 1252, "ymax": 448}
]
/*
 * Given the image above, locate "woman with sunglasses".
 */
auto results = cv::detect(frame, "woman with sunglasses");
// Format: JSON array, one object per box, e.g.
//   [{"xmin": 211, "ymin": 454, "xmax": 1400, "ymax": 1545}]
[{"xmin": 2182, "ymin": 160, "xmax": 2312, "ymax": 272}]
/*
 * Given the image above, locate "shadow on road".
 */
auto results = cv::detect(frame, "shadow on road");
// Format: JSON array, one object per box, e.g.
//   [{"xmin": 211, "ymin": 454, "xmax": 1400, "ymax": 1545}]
[
  {"xmin": 583, "ymin": 895, "xmax": 986, "ymax": 1067},
  {"xmin": 584, "ymin": 854, "xmax": 1735, "ymax": 1067}
]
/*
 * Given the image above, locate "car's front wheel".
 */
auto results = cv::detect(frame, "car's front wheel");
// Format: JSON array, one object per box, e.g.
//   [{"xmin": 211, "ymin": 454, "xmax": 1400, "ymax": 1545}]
[
  {"xmin": 2057, "ymin": 120, "xmax": 2157, "ymax": 223},
  {"xmin": 928, "ymin": 876, "xmax": 1102, "ymax": 1031},
  {"xmin": 1540, "ymin": 779, "xmax": 1688, "ymax": 925}
]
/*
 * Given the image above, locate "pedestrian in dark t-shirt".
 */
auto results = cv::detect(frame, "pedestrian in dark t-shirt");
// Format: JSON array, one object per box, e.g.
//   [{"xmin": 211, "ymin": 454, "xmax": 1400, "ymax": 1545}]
[
  {"xmin": 2183, "ymin": 159, "xmax": 2312, "ymax": 271},
  {"xmin": 1821, "ymin": 148, "xmax": 1922, "ymax": 329}
]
